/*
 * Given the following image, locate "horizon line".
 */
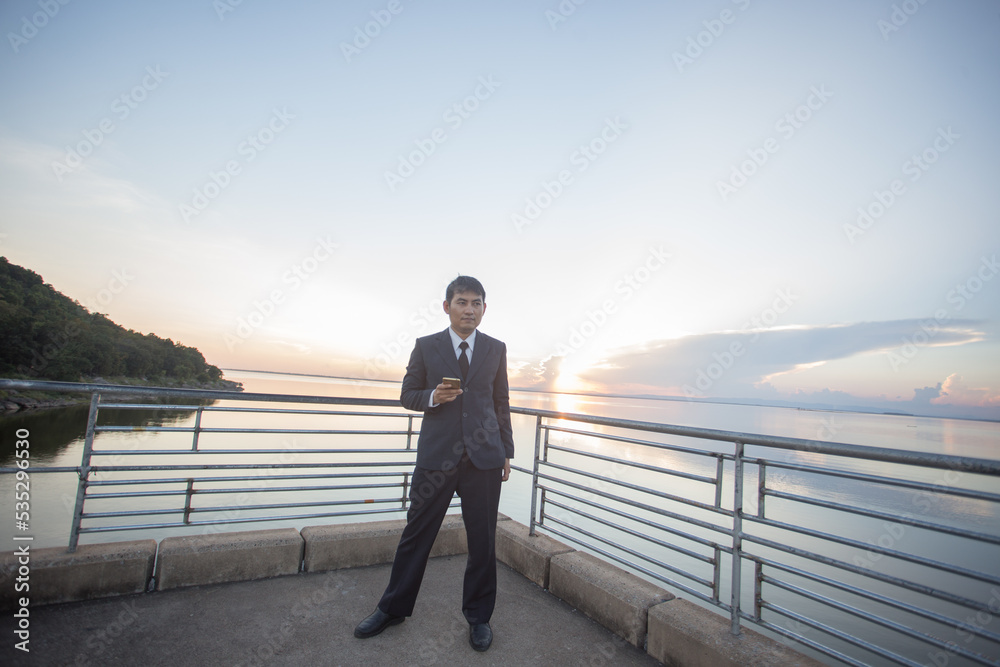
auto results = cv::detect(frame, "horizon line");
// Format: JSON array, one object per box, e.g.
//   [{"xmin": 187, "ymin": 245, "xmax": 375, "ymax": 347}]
[{"xmin": 220, "ymin": 368, "xmax": 1000, "ymax": 425}]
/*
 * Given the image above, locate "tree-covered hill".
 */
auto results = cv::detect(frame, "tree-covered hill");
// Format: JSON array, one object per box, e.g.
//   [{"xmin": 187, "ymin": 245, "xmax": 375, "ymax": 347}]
[{"xmin": 0, "ymin": 256, "xmax": 229, "ymax": 385}]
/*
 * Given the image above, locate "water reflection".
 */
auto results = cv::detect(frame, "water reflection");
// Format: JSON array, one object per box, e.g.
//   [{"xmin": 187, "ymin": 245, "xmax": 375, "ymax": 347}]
[{"xmin": 0, "ymin": 401, "xmax": 206, "ymax": 467}]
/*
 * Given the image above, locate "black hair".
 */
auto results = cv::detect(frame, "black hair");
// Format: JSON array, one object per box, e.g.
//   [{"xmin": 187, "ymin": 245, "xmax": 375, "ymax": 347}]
[{"xmin": 445, "ymin": 275, "xmax": 486, "ymax": 303}]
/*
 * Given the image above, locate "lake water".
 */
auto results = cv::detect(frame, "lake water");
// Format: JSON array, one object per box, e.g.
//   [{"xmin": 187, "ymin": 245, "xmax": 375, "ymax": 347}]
[{"xmin": 2, "ymin": 370, "xmax": 998, "ymax": 665}]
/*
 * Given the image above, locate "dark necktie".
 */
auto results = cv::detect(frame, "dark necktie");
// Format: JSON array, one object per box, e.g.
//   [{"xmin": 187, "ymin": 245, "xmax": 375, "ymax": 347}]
[{"xmin": 459, "ymin": 341, "xmax": 470, "ymax": 380}]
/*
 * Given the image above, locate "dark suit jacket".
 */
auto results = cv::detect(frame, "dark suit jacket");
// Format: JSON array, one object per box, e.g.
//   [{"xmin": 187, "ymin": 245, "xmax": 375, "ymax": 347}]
[{"xmin": 400, "ymin": 328, "xmax": 515, "ymax": 471}]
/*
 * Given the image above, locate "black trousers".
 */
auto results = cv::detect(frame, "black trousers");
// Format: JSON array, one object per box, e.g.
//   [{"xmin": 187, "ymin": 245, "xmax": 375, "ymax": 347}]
[{"xmin": 378, "ymin": 454, "xmax": 502, "ymax": 624}]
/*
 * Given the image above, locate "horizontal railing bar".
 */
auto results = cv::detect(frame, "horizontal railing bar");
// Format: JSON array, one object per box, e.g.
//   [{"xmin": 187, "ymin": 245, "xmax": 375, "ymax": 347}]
[
  {"xmin": 744, "ymin": 533, "xmax": 991, "ymax": 612},
  {"xmin": 100, "ymin": 404, "xmax": 415, "ymax": 418},
  {"xmin": 86, "ymin": 462, "xmax": 416, "ymax": 471},
  {"xmin": 764, "ymin": 488, "xmax": 1000, "ymax": 545},
  {"xmin": 545, "ymin": 497, "xmax": 715, "ymax": 566},
  {"xmin": 86, "ymin": 471, "xmax": 407, "ymax": 486},
  {"xmin": 83, "ymin": 496, "xmax": 404, "ymax": 519},
  {"xmin": 0, "ymin": 378, "xmax": 401, "ymax": 407},
  {"xmin": 748, "ymin": 616, "xmax": 873, "ymax": 667},
  {"xmin": 77, "ymin": 503, "xmax": 463, "ymax": 534},
  {"xmin": 95, "ymin": 427, "xmax": 412, "ymax": 436},
  {"xmin": 0, "ymin": 466, "xmax": 80, "ymax": 474},
  {"xmin": 540, "ymin": 460, "xmax": 725, "ymax": 517},
  {"xmin": 543, "ymin": 424, "xmax": 731, "ymax": 462},
  {"xmin": 543, "ymin": 487, "xmax": 724, "ymax": 556},
  {"xmin": 86, "ymin": 482, "xmax": 403, "ymax": 500},
  {"xmin": 745, "ymin": 514, "xmax": 1000, "ymax": 586},
  {"xmin": 544, "ymin": 441, "xmax": 718, "ymax": 485},
  {"xmin": 542, "ymin": 512, "xmax": 715, "ymax": 589},
  {"xmin": 90, "ymin": 447, "xmax": 416, "ymax": 455},
  {"xmin": 765, "ymin": 576, "xmax": 998, "ymax": 664},
  {"xmin": 510, "ymin": 406, "xmax": 1000, "ymax": 475},
  {"xmin": 761, "ymin": 602, "xmax": 930, "ymax": 667},
  {"xmin": 535, "ymin": 474, "xmax": 731, "ymax": 537},
  {"xmin": 536, "ymin": 521, "xmax": 718, "ymax": 606},
  {"xmin": 755, "ymin": 458, "xmax": 1000, "ymax": 503},
  {"xmin": 752, "ymin": 554, "xmax": 1000, "ymax": 645}
]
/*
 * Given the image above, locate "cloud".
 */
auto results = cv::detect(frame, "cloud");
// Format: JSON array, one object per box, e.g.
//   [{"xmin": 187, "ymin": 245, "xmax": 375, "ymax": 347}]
[
  {"xmin": 912, "ymin": 383, "xmax": 943, "ymax": 406},
  {"xmin": 510, "ymin": 355, "xmax": 563, "ymax": 390},
  {"xmin": 0, "ymin": 133, "xmax": 168, "ymax": 219},
  {"xmin": 933, "ymin": 373, "xmax": 1000, "ymax": 407},
  {"xmin": 580, "ymin": 319, "xmax": 987, "ymax": 397}
]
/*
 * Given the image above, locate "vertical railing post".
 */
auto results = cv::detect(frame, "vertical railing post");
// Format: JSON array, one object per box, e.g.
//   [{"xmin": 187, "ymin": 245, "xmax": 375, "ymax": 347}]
[
  {"xmin": 528, "ymin": 415, "xmax": 542, "ymax": 536},
  {"xmin": 713, "ymin": 545, "xmax": 722, "ymax": 603},
  {"xmin": 757, "ymin": 462, "xmax": 767, "ymax": 518},
  {"xmin": 730, "ymin": 441, "xmax": 744, "ymax": 635},
  {"xmin": 191, "ymin": 407, "xmax": 204, "ymax": 450},
  {"xmin": 753, "ymin": 559, "xmax": 763, "ymax": 622},
  {"xmin": 183, "ymin": 478, "xmax": 195, "ymax": 524},
  {"xmin": 714, "ymin": 455, "xmax": 725, "ymax": 508},
  {"xmin": 68, "ymin": 392, "xmax": 101, "ymax": 552}
]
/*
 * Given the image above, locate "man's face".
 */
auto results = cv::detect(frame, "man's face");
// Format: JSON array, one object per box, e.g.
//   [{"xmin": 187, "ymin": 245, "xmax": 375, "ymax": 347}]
[{"xmin": 444, "ymin": 290, "xmax": 485, "ymax": 337}]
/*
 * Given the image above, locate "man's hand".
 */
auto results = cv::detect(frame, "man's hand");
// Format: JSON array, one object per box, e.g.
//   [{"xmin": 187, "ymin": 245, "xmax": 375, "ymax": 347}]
[
  {"xmin": 501, "ymin": 458, "xmax": 510, "ymax": 482},
  {"xmin": 432, "ymin": 383, "xmax": 463, "ymax": 405}
]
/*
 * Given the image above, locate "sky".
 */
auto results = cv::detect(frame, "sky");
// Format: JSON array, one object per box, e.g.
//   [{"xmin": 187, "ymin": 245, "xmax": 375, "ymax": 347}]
[{"xmin": 1, "ymin": 0, "xmax": 998, "ymax": 420}]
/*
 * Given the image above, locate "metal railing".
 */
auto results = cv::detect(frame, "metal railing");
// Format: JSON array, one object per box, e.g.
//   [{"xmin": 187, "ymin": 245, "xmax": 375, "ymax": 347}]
[
  {"xmin": 513, "ymin": 408, "xmax": 1000, "ymax": 667},
  {"xmin": 1, "ymin": 379, "xmax": 424, "ymax": 550},
  {"xmin": 2, "ymin": 378, "xmax": 999, "ymax": 666}
]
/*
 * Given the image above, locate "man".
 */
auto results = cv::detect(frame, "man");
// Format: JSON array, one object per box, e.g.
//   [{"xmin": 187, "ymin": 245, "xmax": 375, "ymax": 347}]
[{"xmin": 354, "ymin": 275, "xmax": 514, "ymax": 653}]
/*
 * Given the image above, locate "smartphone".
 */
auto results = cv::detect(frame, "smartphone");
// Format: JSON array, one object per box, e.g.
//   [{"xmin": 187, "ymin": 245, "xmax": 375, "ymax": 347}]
[{"xmin": 442, "ymin": 377, "xmax": 462, "ymax": 389}]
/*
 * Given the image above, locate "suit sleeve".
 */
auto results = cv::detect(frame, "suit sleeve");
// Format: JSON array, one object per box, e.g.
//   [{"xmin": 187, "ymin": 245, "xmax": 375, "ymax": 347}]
[
  {"xmin": 493, "ymin": 343, "xmax": 515, "ymax": 459},
  {"xmin": 400, "ymin": 340, "xmax": 437, "ymax": 412}
]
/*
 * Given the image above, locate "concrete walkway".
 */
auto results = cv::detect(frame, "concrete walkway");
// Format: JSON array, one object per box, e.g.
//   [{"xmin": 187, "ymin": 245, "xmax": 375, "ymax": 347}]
[{"xmin": 3, "ymin": 555, "xmax": 663, "ymax": 667}]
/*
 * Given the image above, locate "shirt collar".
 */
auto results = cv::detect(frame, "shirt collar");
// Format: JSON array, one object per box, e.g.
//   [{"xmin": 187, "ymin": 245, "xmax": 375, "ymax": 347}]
[{"xmin": 448, "ymin": 327, "xmax": 477, "ymax": 355}]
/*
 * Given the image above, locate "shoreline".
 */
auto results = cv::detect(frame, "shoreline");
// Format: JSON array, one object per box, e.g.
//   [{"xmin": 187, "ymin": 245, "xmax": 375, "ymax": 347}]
[{"xmin": 0, "ymin": 376, "xmax": 244, "ymax": 414}]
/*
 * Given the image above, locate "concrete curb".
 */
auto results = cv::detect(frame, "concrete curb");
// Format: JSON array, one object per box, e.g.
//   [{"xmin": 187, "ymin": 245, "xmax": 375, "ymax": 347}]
[
  {"xmin": 495, "ymin": 520, "xmax": 574, "ymax": 588},
  {"xmin": 549, "ymin": 550, "xmax": 674, "ymax": 649},
  {"xmin": 155, "ymin": 528, "xmax": 303, "ymax": 591},
  {"xmin": 0, "ymin": 519, "xmax": 828, "ymax": 667},
  {"xmin": 647, "ymin": 597, "xmax": 828, "ymax": 667},
  {"xmin": 0, "ymin": 540, "xmax": 156, "ymax": 609},
  {"xmin": 301, "ymin": 514, "xmax": 468, "ymax": 572}
]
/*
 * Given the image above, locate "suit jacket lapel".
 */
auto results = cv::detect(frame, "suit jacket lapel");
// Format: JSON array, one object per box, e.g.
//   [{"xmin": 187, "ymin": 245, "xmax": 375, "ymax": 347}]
[
  {"xmin": 466, "ymin": 332, "xmax": 490, "ymax": 384},
  {"xmin": 435, "ymin": 329, "xmax": 463, "ymax": 379}
]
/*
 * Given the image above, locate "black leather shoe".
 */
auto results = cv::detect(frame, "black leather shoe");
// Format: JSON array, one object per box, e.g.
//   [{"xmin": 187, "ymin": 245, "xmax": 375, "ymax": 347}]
[
  {"xmin": 354, "ymin": 608, "xmax": 404, "ymax": 638},
  {"xmin": 469, "ymin": 622, "xmax": 493, "ymax": 652}
]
